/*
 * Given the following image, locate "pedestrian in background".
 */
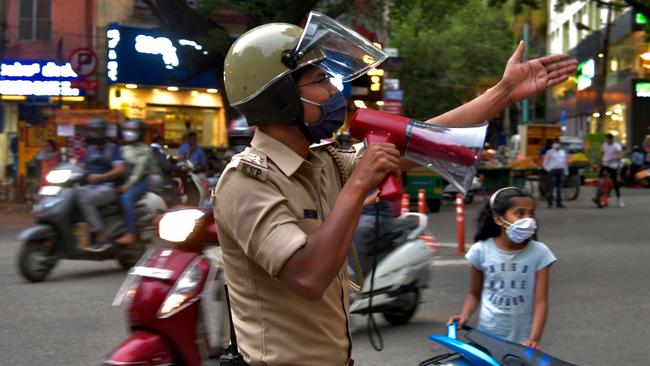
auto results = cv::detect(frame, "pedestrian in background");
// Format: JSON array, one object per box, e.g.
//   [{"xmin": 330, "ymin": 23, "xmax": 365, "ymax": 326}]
[
  {"xmin": 35, "ymin": 139, "xmax": 60, "ymax": 188},
  {"xmin": 543, "ymin": 138, "xmax": 568, "ymax": 208},
  {"xmin": 600, "ymin": 133, "xmax": 624, "ymax": 207},
  {"xmin": 448, "ymin": 187, "xmax": 556, "ymax": 349}
]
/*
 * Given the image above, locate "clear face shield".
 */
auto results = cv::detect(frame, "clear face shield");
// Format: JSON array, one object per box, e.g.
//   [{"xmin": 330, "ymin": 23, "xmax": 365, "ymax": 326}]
[{"xmin": 283, "ymin": 11, "xmax": 388, "ymax": 82}]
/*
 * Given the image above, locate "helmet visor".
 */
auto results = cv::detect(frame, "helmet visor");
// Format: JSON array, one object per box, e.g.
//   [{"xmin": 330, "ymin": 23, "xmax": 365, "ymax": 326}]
[{"xmin": 293, "ymin": 12, "xmax": 387, "ymax": 82}]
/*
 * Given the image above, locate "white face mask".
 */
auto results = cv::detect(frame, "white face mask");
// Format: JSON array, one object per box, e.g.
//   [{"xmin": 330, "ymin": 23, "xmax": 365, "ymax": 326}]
[
  {"xmin": 552, "ymin": 143, "xmax": 560, "ymax": 149},
  {"xmin": 123, "ymin": 130, "xmax": 139, "ymax": 142},
  {"xmin": 501, "ymin": 217, "xmax": 537, "ymax": 243}
]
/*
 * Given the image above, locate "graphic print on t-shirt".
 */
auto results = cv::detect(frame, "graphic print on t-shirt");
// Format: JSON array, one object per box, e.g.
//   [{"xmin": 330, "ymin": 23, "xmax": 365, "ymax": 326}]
[{"xmin": 484, "ymin": 260, "xmax": 532, "ymax": 312}]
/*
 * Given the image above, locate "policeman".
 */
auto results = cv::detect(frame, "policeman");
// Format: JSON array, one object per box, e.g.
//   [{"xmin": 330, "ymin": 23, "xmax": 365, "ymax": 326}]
[{"xmin": 213, "ymin": 14, "xmax": 576, "ymax": 366}]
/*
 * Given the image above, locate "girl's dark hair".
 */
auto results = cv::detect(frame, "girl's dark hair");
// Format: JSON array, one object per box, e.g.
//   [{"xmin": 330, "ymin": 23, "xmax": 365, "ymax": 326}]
[{"xmin": 474, "ymin": 187, "xmax": 534, "ymax": 241}]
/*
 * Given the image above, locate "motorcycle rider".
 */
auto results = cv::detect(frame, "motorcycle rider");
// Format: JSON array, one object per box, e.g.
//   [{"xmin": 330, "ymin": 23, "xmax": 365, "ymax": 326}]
[
  {"xmin": 213, "ymin": 17, "xmax": 576, "ymax": 366},
  {"xmin": 179, "ymin": 131, "xmax": 207, "ymax": 171},
  {"xmin": 76, "ymin": 118, "xmax": 125, "ymax": 249},
  {"xmin": 115, "ymin": 119, "xmax": 154, "ymax": 245}
]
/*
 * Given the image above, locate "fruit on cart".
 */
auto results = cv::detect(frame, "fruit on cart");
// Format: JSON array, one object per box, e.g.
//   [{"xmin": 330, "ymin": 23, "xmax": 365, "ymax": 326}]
[{"xmin": 506, "ymin": 157, "xmax": 537, "ymax": 169}]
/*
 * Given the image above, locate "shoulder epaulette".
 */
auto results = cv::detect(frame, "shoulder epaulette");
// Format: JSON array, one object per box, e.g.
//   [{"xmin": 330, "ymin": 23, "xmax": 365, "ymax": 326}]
[
  {"xmin": 309, "ymin": 138, "xmax": 336, "ymax": 149},
  {"xmin": 236, "ymin": 149, "xmax": 268, "ymax": 181}
]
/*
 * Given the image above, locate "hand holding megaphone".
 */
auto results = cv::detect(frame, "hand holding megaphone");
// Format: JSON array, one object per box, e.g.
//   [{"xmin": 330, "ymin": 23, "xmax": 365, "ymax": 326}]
[{"xmin": 350, "ymin": 109, "xmax": 487, "ymax": 199}]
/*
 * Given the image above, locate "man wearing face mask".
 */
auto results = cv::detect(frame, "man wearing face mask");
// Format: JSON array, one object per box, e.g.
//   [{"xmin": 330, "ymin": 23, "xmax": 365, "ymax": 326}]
[
  {"xmin": 543, "ymin": 138, "xmax": 568, "ymax": 208},
  {"xmin": 213, "ymin": 15, "xmax": 576, "ymax": 365},
  {"xmin": 76, "ymin": 118, "xmax": 125, "ymax": 249}
]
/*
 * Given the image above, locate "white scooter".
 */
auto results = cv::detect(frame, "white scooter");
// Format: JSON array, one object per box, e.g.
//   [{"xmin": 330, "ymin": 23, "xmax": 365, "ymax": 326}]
[{"xmin": 349, "ymin": 212, "xmax": 436, "ymax": 326}]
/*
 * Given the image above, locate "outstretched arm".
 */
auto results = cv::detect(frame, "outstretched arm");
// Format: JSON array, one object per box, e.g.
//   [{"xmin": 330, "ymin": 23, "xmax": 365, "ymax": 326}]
[
  {"xmin": 399, "ymin": 42, "xmax": 576, "ymax": 171},
  {"xmin": 427, "ymin": 41, "xmax": 577, "ymax": 127}
]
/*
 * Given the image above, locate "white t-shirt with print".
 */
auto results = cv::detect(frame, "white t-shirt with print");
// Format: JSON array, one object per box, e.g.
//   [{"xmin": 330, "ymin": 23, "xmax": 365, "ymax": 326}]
[{"xmin": 466, "ymin": 238, "xmax": 556, "ymax": 343}]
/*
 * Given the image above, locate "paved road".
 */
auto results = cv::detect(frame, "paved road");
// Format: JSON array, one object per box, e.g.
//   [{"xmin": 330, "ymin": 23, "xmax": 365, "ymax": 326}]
[{"xmin": 1, "ymin": 187, "xmax": 649, "ymax": 365}]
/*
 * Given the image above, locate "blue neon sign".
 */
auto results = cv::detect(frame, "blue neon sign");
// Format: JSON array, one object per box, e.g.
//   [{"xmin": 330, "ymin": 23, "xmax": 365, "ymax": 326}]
[
  {"xmin": 0, "ymin": 60, "xmax": 82, "ymax": 96},
  {"xmin": 107, "ymin": 24, "xmax": 217, "ymax": 88}
]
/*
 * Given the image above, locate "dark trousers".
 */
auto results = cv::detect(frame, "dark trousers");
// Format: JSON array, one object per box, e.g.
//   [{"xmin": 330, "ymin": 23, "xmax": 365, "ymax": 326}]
[
  {"xmin": 546, "ymin": 169, "xmax": 564, "ymax": 206},
  {"xmin": 600, "ymin": 166, "xmax": 621, "ymax": 198},
  {"xmin": 120, "ymin": 179, "xmax": 148, "ymax": 233}
]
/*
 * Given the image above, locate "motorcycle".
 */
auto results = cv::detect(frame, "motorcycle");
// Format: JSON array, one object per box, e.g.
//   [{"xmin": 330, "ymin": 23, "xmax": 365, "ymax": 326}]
[
  {"xmin": 151, "ymin": 145, "xmax": 207, "ymax": 208},
  {"xmin": 349, "ymin": 212, "xmax": 436, "ymax": 326},
  {"xmin": 420, "ymin": 322, "xmax": 576, "ymax": 366},
  {"xmin": 592, "ymin": 169, "xmax": 614, "ymax": 208},
  {"xmin": 634, "ymin": 166, "xmax": 650, "ymax": 188},
  {"xmin": 104, "ymin": 208, "xmax": 243, "ymax": 366},
  {"xmin": 16, "ymin": 162, "xmax": 163, "ymax": 282}
]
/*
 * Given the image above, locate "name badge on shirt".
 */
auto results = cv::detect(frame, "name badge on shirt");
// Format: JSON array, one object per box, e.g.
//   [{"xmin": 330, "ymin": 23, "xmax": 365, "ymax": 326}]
[{"xmin": 303, "ymin": 209, "xmax": 319, "ymax": 219}]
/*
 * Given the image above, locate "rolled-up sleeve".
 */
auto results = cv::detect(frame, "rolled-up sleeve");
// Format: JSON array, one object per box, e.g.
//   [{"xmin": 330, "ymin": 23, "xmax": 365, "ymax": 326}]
[{"xmin": 214, "ymin": 171, "xmax": 307, "ymax": 277}]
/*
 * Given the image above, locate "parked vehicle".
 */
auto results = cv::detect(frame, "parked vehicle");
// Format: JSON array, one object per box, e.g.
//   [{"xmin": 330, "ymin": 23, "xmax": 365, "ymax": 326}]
[
  {"xmin": 443, "ymin": 176, "xmax": 483, "ymax": 204},
  {"xmin": 405, "ymin": 167, "xmax": 446, "ymax": 212},
  {"xmin": 349, "ymin": 212, "xmax": 436, "ymax": 326},
  {"xmin": 17, "ymin": 162, "xmax": 163, "ymax": 282},
  {"xmin": 104, "ymin": 208, "xmax": 243, "ymax": 366},
  {"xmin": 420, "ymin": 322, "xmax": 576, "ymax": 365}
]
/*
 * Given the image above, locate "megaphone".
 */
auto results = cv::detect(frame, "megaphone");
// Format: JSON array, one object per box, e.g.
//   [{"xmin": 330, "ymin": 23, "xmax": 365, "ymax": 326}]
[{"xmin": 349, "ymin": 109, "xmax": 487, "ymax": 200}]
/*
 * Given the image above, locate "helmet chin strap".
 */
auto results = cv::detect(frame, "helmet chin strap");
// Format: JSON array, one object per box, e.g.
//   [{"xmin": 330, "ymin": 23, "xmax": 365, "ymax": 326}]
[{"xmin": 295, "ymin": 119, "xmax": 317, "ymax": 143}]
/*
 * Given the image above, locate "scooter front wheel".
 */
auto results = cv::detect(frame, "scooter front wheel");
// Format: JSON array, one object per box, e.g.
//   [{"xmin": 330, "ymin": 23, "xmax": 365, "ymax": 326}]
[
  {"xmin": 18, "ymin": 240, "xmax": 58, "ymax": 283},
  {"xmin": 116, "ymin": 244, "xmax": 146, "ymax": 269},
  {"xmin": 382, "ymin": 288, "xmax": 419, "ymax": 326}
]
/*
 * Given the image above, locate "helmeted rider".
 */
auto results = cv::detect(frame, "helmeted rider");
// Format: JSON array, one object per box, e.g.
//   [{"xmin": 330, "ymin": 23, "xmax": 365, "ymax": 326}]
[
  {"xmin": 115, "ymin": 119, "xmax": 154, "ymax": 245},
  {"xmin": 213, "ymin": 12, "xmax": 576, "ymax": 366},
  {"xmin": 77, "ymin": 118, "xmax": 124, "ymax": 249}
]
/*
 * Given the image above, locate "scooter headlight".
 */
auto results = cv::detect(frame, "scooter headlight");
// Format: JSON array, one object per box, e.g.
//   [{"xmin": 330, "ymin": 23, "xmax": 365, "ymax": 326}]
[
  {"xmin": 158, "ymin": 209, "xmax": 205, "ymax": 242},
  {"xmin": 46, "ymin": 169, "xmax": 72, "ymax": 184},
  {"xmin": 157, "ymin": 261, "xmax": 204, "ymax": 318}
]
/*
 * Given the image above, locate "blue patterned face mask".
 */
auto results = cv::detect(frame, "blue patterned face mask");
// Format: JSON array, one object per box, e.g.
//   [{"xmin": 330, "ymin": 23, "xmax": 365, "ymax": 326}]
[
  {"xmin": 501, "ymin": 217, "xmax": 537, "ymax": 243},
  {"xmin": 301, "ymin": 91, "xmax": 347, "ymax": 142}
]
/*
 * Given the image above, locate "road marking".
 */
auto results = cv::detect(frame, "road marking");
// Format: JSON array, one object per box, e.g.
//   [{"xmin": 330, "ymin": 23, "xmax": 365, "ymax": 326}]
[
  {"xmin": 436, "ymin": 242, "xmax": 458, "ymax": 248},
  {"xmin": 432, "ymin": 258, "xmax": 469, "ymax": 266}
]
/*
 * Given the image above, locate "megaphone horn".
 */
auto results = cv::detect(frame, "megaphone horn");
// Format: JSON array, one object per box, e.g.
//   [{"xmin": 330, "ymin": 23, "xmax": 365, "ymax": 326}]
[{"xmin": 349, "ymin": 109, "xmax": 487, "ymax": 198}]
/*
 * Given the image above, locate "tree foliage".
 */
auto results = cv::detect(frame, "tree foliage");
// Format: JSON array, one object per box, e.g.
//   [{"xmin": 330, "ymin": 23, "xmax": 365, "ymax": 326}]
[{"xmin": 389, "ymin": 0, "xmax": 514, "ymax": 119}]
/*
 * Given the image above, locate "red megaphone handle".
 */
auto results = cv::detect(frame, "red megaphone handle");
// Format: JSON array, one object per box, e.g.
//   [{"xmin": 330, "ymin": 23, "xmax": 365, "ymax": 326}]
[{"xmin": 365, "ymin": 134, "xmax": 403, "ymax": 200}]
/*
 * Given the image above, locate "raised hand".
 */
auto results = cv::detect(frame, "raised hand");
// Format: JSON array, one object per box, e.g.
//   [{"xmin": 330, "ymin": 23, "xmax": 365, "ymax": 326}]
[{"xmin": 501, "ymin": 41, "xmax": 578, "ymax": 103}]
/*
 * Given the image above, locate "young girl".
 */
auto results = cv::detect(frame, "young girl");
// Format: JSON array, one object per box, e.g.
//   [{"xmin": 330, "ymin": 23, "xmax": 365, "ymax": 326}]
[{"xmin": 448, "ymin": 187, "xmax": 556, "ymax": 349}]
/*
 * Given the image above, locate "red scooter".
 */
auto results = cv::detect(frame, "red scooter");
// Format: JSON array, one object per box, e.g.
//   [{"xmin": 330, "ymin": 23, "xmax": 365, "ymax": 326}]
[{"xmin": 104, "ymin": 207, "xmax": 245, "ymax": 366}]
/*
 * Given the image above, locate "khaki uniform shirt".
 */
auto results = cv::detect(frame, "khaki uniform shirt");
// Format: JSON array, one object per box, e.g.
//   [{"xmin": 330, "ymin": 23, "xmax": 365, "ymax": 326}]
[{"xmin": 213, "ymin": 130, "xmax": 362, "ymax": 366}]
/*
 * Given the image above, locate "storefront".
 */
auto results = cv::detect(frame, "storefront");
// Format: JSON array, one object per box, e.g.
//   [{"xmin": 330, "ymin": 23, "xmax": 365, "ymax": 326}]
[
  {"xmin": 546, "ymin": 11, "xmax": 650, "ymax": 150},
  {"xmin": 0, "ymin": 60, "xmax": 86, "ymax": 181},
  {"xmin": 106, "ymin": 24, "xmax": 227, "ymax": 147}
]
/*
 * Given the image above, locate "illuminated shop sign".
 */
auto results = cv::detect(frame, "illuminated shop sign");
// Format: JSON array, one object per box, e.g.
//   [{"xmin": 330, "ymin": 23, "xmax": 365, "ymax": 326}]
[
  {"xmin": 106, "ymin": 24, "xmax": 216, "ymax": 88},
  {"xmin": 0, "ymin": 60, "xmax": 82, "ymax": 96},
  {"xmin": 635, "ymin": 82, "xmax": 650, "ymax": 97},
  {"xmin": 576, "ymin": 59, "xmax": 595, "ymax": 91}
]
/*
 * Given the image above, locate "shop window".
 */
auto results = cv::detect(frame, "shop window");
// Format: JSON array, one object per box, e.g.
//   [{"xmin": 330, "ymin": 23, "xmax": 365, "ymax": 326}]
[{"xmin": 18, "ymin": 0, "xmax": 51, "ymax": 41}]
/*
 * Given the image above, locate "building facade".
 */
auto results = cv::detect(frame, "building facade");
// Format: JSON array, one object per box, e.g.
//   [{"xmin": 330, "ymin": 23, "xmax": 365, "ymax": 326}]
[
  {"xmin": 547, "ymin": 0, "xmax": 650, "ymax": 150},
  {"xmin": 0, "ymin": 0, "xmax": 227, "ymax": 184}
]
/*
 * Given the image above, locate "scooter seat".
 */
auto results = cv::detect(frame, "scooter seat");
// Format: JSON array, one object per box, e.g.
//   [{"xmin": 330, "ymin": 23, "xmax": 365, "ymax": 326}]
[
  {"xmin": 388, "ymin": 217, "xmax": 419, "ymax": 234},
  {"xmin": 98, "ymin": 204, "xmax": 122, "ymax": 217}
]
